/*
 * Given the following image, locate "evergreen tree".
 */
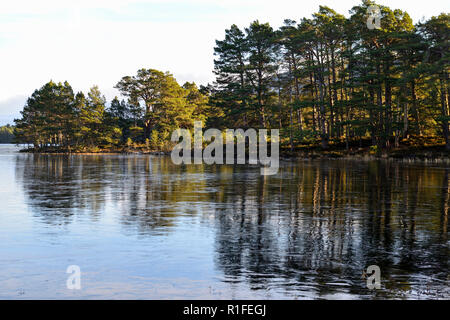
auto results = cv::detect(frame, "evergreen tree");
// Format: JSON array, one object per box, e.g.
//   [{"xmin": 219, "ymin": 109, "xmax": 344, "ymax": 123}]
[
  {"xmin": 14, "ymin": 81, "xmax": 76, "ymax": 149},
  {"xmin": 115, "ymin": 69, "xmax": 197, "ymax": 142}
]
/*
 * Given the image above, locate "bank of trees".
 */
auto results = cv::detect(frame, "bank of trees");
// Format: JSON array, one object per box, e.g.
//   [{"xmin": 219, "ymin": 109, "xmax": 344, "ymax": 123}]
[
  {"xmin": 15, "ymin": 81, "xmax": 120, "ymax": 150},
  {"xmin": 211, "ymin": 0, "xmax": 449, "ymax": 150},
  {"xmin": 14, "ymin": 1, "xmax": 449, "ymax": 151},
  {"xmin": 14, "ymin": 70, "xmax": 210, "ymax": 151},
  {"xmin": 0, "ymin": 125, "xmax": 14, "ymax": 143}
]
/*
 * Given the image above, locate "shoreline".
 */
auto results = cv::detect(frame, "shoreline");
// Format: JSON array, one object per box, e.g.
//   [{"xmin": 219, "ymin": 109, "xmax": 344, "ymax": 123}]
[{"xmin": 16, "ymin": 145, "xmax": 450, "ymax": 162}]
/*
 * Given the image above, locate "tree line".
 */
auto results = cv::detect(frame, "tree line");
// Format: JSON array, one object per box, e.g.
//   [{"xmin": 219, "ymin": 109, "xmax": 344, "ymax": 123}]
[
  {"xmin": 0, "ymin": 125, "xmax": 14, "ymax": 143},
  {"xmin": 14, "ymin": 71, "xmax": 210, "ymax": 151},
  {"xmin": 209, "ymin": 0, "xmax": 449, "ymax": 150},
  {"xmin": 14, "ymin": 0, "xmax": 449, "ymax": 152}
]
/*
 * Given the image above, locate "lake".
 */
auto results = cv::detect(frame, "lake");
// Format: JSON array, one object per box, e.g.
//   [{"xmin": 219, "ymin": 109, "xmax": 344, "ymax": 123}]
[{"xmin": 0, "ymin": 144, "xmax": 448, "ymax": 299}]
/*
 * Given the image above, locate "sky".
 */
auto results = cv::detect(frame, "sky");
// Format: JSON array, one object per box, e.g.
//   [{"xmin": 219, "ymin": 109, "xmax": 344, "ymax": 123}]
[{"xmin": 0, "ymin": 0, "xmax": 449, "ymax": 125}]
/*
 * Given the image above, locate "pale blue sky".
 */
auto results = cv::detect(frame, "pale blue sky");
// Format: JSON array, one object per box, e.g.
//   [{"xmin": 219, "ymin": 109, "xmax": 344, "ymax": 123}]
[{"xmin": 0, "ymin": 0, "xmax": 449, "ymax": 125}]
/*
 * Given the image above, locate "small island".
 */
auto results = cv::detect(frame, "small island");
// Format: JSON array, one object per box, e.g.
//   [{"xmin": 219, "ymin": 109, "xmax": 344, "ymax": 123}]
[{"xmin": 10, "ymin": 6, "xmax": 450, "ymax": 161}]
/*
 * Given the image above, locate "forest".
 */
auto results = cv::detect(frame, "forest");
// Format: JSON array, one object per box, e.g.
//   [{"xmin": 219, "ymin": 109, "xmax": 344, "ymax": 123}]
[
  {"xmin": 0, "ymin": 125, "xmax": 14, "ymax": 143},
  {"xmin": 13, "ymin": 1, "xmax": 449, "ymax": 154}
]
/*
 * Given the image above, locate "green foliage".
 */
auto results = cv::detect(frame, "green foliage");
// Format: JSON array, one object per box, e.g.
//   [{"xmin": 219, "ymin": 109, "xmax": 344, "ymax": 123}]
[
  {"xmin": 14, "ymin": 81, "xmax": 76, "ymax": 148},
  {"xmin": 150, "ymin": 130, "xmax": 160, "ymax": 150},
  {"xmin": 115, "ymin": 69, "xmax": 203, "ymax": 141},
  {"xmin": 369, "ymin": 145, "xmax": 379, "ymax": 155},
  {"xmin": 211, "ymin": 1, "xmax": 449, "ymax": 150},
  {"xmin": 0, "ymin": 125, "xmax": 14, "ymax": 143},
  {"xmin": 126, "ymin": 137, "xmax": 133, "ymax": 148}
]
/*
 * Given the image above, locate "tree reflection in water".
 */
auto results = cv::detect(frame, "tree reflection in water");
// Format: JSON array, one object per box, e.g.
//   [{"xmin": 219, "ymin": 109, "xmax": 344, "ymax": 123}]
[{"xmin": 16, "ymin": 154, "xmax": 449, "ymax": 298}]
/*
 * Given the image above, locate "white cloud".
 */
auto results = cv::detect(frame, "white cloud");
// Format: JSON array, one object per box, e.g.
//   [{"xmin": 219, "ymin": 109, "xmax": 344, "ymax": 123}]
[{"xmin": 0, "ymin": 95, "xmax": 27, "ymax": 125}]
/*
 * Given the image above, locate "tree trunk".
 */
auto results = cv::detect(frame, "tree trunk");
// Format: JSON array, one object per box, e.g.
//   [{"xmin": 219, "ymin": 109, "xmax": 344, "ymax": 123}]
[{"xmin": 440, "ymin": 76, "xmax": 450, "ymax": 150}]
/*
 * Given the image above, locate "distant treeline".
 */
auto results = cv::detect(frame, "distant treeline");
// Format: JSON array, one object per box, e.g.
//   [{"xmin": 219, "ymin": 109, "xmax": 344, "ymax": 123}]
[
  {"xmin": 0, "ymin": 125, "xmax": 14, "ymax": 143},
  {"xmin": 14, "ymin": 0, "xmax": 450, "ymax": 152}
]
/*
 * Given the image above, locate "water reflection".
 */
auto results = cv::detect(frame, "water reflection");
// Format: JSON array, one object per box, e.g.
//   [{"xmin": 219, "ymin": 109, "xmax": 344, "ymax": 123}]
[{"xmin": 14, "ymin": 154, "xmax": 450, "ymax": 298}]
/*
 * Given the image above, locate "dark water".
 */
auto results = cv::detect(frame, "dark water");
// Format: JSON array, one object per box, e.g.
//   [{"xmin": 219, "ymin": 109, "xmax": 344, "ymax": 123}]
[{"xmin": 0, "ymin": 144, "xmax": 448, "ymax": 299}]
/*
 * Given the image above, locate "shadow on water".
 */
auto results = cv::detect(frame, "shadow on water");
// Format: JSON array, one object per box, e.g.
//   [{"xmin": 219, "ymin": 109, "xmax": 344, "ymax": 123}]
[{"xmin": 15, "ymin": 154, "xmax": 450, "ymax": 298}]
